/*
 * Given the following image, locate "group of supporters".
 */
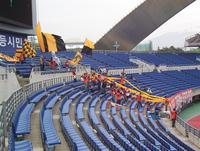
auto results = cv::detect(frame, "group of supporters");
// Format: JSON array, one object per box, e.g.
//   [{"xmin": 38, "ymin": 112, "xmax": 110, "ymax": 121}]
[
  {"xmin": 80, "ymin": 71, "xmax": 144, "ymax": 107},
  {"xmin": 81, "ymin": 72, "xmax": 106, "ymax": 92},
  {"xmin": 80, "ymin": 70, "xmax": 177, "ymax": 127},
  {"xmin": 39, "ymin": 53, "xmax": 63, "ymax": 71}
]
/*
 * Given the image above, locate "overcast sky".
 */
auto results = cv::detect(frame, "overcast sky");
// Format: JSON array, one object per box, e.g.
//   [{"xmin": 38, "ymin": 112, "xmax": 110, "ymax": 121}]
[{"xmin": 37, "ymin": 0, "xmax": 200, "ymax": 43}]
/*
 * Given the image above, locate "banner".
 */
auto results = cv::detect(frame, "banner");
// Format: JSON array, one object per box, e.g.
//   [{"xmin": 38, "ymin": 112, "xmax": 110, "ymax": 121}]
[
  {"xmin": 168, "ymin": 89, "xmax": 193, "ymax": 110},
  {"xmin": 69, "ymin": 51, "xmax": 83, "ymax": 65},
  {"xmin": 0, "ymin": 52, "xmax": 18, "ymax": 62},
  {"xmin": 0, "ymin": 31, "xmax": 26, "ymax": 53}
]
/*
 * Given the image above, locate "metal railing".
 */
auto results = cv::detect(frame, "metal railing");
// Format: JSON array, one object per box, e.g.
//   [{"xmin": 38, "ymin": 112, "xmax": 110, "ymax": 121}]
[
  {"xmin": 0, "ymin": 74, "xmax": 8, "ymax": 80},
  {"xmin": 31, "ymin": 64, "xmax": 91, "ymax": 75},
  {"xmin": 0, "ymin": 104, "xmax": 5, "ymax": 151},
  {"xmin": 176, "ymin": 117, "xmax": 200, "ymax": 137},
  {"xmin": 0, "ymin": 74, "xmax": 75, "ymax": 150}
]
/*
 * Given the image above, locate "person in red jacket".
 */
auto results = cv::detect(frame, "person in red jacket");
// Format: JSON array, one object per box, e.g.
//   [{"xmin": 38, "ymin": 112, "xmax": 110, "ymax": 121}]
[
  {"xmin": 170, "ymin": 108, "xmax": 177, "ymax": 127},
  {"xmin": 136, "ymin": 92, "xmax": 142, "ymax": 109}
]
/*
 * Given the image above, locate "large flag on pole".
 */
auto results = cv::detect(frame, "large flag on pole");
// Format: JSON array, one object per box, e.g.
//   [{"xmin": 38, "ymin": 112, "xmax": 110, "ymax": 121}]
[
  {"xmin": 35, "ymin": 22, "xmax": 45, "ymax": 52},
  {"xmin": 68, "ymin": 38, "xmax": 94, "ymax": 66},
  {"xmin": 35, "ymin": 22, "xmax": 66, "ymax": 52},
  {"xmin": 81, "ymin": 38, "xmax": 95, "ymax": 55}
]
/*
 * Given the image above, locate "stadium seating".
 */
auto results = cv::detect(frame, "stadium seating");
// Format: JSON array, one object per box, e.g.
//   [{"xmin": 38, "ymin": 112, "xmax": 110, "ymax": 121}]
[
  {"xmin": 11, "ymin": 100, "xmax": 35, "ymax": 136},
  {"xmin": 8, "ymin": 128, "xmax": 33, "ymax": 151},
  {"xmin": 8, "ymin": 65, "xmax": 200, "ymax": 150},
  {"xmin": 1, "ymin": 51, "xmax": 200, "ymax": 78},
  {"xmin": 28, "ymin": 89, "xmax": 47, "ymax": 103},
  {"xmin": 132, "ymin": 52, "xmax": 200, "ymax": 66},
  {"xmin": 9, "ymin": 79, "xmax": 196, "ymax": 150}
]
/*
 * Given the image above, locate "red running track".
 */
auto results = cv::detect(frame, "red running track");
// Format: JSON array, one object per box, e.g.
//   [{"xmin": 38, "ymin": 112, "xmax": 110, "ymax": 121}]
[{"xmin": 187, "ymin": 115, "xmax": 200, "ymax": 130}]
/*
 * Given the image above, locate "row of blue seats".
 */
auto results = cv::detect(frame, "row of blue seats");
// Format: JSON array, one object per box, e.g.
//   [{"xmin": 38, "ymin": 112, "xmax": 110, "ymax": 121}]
[
  {"xmin": 89, "ymin": 94, "xmax": 127, "ymax": 150},
  {"xmin": 12, "ymin": 100, "xmax": 35, "ymax": 136},
  {"xmin": 138, "ymin": 112, "xmax": 176, "ymax": 150},
  {"xmin": 76, "ymin": 93, "xmax": 109, "ymax": 150},
  {"xmin": 127, "ymin": 70, "xmax": 200, "ymax": 97},
  {"xmin": 143, "ymin": 102, "xmax": 193, "ymax": 151},
  {"xmin": 40, "ymin": 105, "xmax": 61, "ymax": 150},
  {"xmin": 100, "ymin": 95, "xmax": 148, "ymax": 150},
  {"xmin": 9, "ymin": 100, "xmax": 33, "ymax": 150},
  {"xmin": 46, "ymin": 83, "xmax": 64, "ymax": 92},
  {"xmin": 59, "ymin": 85, "xmax": 90, "ymax": 151},
  {"xmin": 39, "ymin": 83, "xmax": 66, "ymax": 150},
  {"xmin": 60, "ymin": 115, "xmax": 89, "ymax": 151},
  {"xmin": 8, "ymin": 128, "xmax": 33, "ymax": 151},
  {"xmin": 109, "ymin": 100, "xmax": 153, "ymax": 151},
  {"xmin": 150, "ymin": 103, "xmax": 195, "ymax": 151}
]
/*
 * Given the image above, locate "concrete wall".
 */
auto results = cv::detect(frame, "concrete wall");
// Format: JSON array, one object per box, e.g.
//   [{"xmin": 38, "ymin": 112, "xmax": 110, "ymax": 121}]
[
  {"xmin": 0, "ymin": 72, "xmax": 20, "ymax": 104},
  {"xmin": 95, "ymin": 0, "xmax": 196, "ymax": 50},
  {"xmin": 29, "ymin": 67, "xmax": 91, "ymax": 84}
]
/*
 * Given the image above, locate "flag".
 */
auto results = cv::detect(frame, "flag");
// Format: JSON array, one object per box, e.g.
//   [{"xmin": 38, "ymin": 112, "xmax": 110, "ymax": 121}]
[
  {"xmin": 0, "ymin": 52, "xmax": 18, "ymax": 62},
  {"xmin": 42, "ymin": 33, "xmax": 66, "ymax": 52},
  {"xmin": 68, "ymin": 38, "xmax": 94, "ymax": 66},
  {"xmin": 22, "ymin": 39, "xmax": 36, "ymax": 58},
  {"xmin": 81, "ymin": 38, "xmax": 95, "ymax": 55},
  {"xmin": 70, "ymin": 51, "xmax": 83, "ymax": 65},
  {"xmin": 35, "ymin": 22, "xmax": 66, "ymax": 52},
  {"xmin": 35, "ymin": 22, "xmax": 45, "ymax": 52}
]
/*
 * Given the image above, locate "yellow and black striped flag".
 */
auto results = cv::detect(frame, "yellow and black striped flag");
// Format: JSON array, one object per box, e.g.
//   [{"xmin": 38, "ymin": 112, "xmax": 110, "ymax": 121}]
[
  {"xmin": 81, "ymin": 38, "xmax": 95, "ymax": 55},
  {"xmin": 35, "ymin": 22, "xmax": 66, "ymax": 52}
]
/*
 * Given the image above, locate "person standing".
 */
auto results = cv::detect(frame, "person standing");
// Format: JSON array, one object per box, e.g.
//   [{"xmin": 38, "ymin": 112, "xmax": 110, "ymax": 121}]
[
  {"xmin": 170, "ymin": 108, "xmax": 177, "ymax": 127},
  {"xmin": 40, "ymin": 55, "xmax": 45, "ymax": 71},
  {"xmin": 72, "ymin": 68, "xmax": 77, "ymax": 82},
  {"xmin": 19, "ymin": 53, "xmax": 25, "ymax": 64},
  {"xmin": 136, "ymin": 92, "xmax": 142, "ymax": 110}
]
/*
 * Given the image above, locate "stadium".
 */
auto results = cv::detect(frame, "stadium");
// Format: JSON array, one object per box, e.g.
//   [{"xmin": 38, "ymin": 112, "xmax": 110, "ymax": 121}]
[{"xmin": 0, "ymin": 0, "xmax": 200, "ymax": 151}]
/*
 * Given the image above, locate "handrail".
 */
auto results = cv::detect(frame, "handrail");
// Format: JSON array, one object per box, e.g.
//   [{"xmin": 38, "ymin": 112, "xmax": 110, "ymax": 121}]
[{"xmin": 0, "ymin": 74, "xmax": 8, "ymax": 80}]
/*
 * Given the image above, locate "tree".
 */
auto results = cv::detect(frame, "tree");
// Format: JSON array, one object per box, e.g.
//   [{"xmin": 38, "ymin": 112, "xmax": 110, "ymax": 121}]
[{"xmin": 157, "ymin": 46, "xmax": 183, "ymax": 52}]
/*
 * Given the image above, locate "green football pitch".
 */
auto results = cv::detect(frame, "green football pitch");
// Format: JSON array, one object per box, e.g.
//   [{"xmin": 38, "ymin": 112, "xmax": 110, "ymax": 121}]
[{"xmin": 179, "ymin": 100, "xmax": 200, "ymax": 121}]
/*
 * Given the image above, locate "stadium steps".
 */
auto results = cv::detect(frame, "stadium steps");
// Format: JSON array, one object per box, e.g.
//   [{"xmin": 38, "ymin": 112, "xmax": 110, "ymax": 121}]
[
  {"xmin": 69, "ymin": 94, "xmax": 91, "ymax": 149},
  {"xmin": 95, "ymin": 95, "xmax": 126, "ymax": 148},
  {"xmin": 100, "ymin": 97, "xmax": 128, "ymax": 146},
  {"xmin": 52, "ymin": 98, "xmax": 70, "ymax": 151},
  {"xmin": 82, "ymin": 94, "xmax": 103, "ymax": 141},
  {"xmin": 16, "ymin": 75, "xmax": 29, "ymax": 87},
  {"xmin": 95, "ymin": 95, "xmax": 108, "ymax": 127},
  {"xmin": 24, "ymin": 98, "xmax": 44, "ymax": 151}
]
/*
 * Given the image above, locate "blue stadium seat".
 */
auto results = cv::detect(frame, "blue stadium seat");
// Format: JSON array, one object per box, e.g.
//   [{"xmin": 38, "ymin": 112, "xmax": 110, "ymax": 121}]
[
  {"xmin": 40, "ymin": 107, "xmax": 61, "ymax": 148},
  {"xmin": 15, "ymin": 103, "xmax": 35, "ymax": 135},
  {"xmin": 46, "ymin": 83, "xmax": 64, "ymax": 92},
  {"xmin": 60, "ymin": 115, "xmax": 89, "ymax": 151},
  {"xmin": 28, "ymin": 89, "xmax": 47, "ymax": 104},
  {"xmin": 8, "ymin": 128, "xmax": 33, "ymax": 151},
  {"xmin": 44, "ymin": 93, "xmax": 60, "ymax": 109}
]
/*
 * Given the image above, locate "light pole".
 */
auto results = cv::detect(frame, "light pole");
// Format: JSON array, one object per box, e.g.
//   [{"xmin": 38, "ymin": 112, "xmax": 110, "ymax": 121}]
[{"xmin": 113, "ymin": 41, "xmax": 120, "ymax": 51}]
